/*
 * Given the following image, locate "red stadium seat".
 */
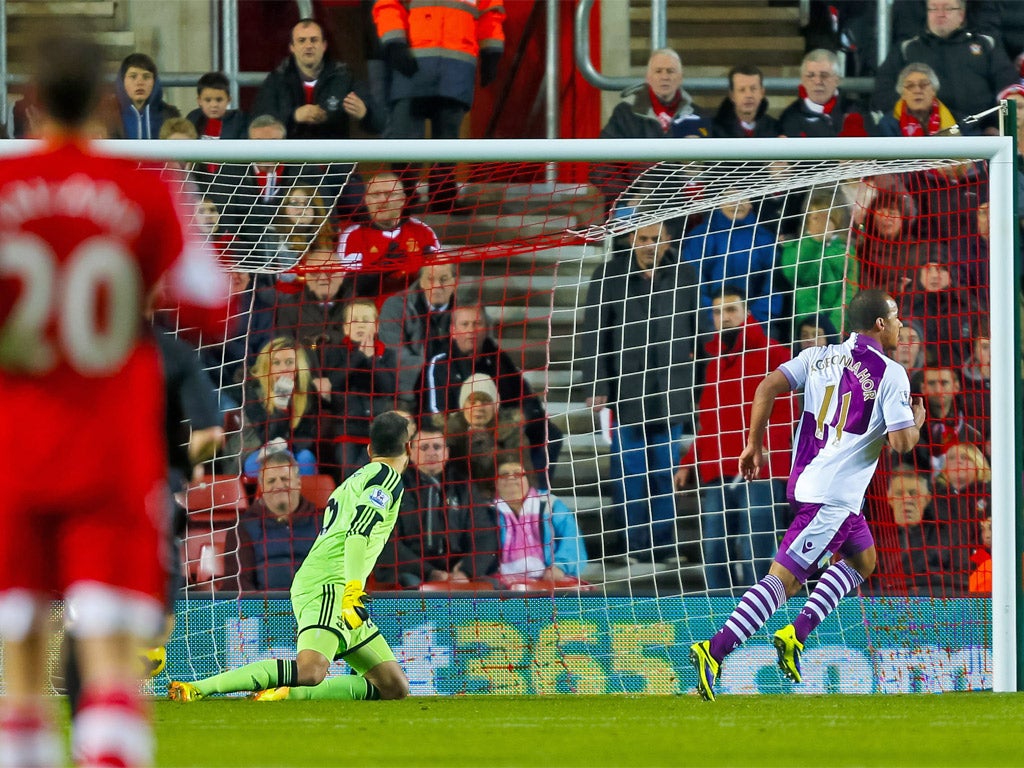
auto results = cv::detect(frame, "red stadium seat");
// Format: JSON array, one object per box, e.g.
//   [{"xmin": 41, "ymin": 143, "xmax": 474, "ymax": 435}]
[
  {"xmin": 182, "ymin": 525, "xmax": 239, "ymax": 589},
  {"xmin": 300, "ymin": 474, "xmax": 337, "ymax": 511},
  {"xmin": 223, "ymin": 407, "xmax": 242, "ymax": 433},
  {"xmin": 180, "ymin": 475, "xmax": 248, "ymax": 524},
  {"xmin": 365, "ymin": 573, "xmax": 404, "ymax": 592}
]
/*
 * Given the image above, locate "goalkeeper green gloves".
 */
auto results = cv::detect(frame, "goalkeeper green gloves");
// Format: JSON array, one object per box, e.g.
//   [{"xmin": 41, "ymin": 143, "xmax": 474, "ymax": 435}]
[{"xmin": 341, "ymin": 581, "xmax": 371, "ymax": 630}]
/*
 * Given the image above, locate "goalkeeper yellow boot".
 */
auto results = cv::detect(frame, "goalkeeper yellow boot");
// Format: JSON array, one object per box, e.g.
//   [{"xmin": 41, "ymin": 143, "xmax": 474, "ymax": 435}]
[
  {"xmin": 772, "ymin": 624, "xmax": 804, "ymax": 683},
  {"xmin": 138, "ymin": 646, "xmax": 166, "ymax": 679},
  {"xmin": 167, "ymin": 681, "xmax": 204, "ymax": 702},
  {"xmin": 252, "ymin": 687, "xmax": 291, "ymax": 702},
  {"xmin": 689, "ymin": 640, "xmax": 720, "ymax": 702}
]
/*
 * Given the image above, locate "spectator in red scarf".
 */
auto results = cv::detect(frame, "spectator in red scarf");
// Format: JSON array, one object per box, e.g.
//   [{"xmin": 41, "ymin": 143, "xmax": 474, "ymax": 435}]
[
  {"xmin": 877, "ymin": 63, "xmax": 966, "ymax": 136},
  {"xmin": 778, "ymin": 49, "xmax": 872, "ymax": 137},
  {"xmin": 590, "ymin": 48, "xmax": 709, "ymax": 210},
  {"xmin": 874, "ymin": 0, "xmax": 1016, "ymax": 134}
]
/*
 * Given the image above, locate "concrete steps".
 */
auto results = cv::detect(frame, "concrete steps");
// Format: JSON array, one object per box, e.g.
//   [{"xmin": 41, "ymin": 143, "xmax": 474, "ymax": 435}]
[
  {"xmin": 628, "ymin": 0, "xmax": 803, "ymax": 67},
  {"xmin": 6, "ymin": 0, "xmax": 137, "ymax": 74},
  {"xmin": 8, "ymin": 1, "xmax": 117, "ymax": 16},
  {"xmin": 434, "ymin": 181, "xmax": 709, "ymax": 590},
  {"xmin": 626, "ymin": 0, "xmax": 806, "ymax": 117}
]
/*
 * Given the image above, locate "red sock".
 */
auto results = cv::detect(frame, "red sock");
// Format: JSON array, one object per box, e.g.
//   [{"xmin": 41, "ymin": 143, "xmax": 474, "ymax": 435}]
[
  {"xmin": 0, "ymin": 703, "xmax": 62, "ymax": 768},
  {"xmin": 73, "ymin": 687, "xmax": 151, "ymax": 767}
]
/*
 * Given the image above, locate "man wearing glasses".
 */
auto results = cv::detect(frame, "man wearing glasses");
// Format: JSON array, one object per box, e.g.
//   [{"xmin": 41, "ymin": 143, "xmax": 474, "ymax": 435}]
[
  {"xmin": 872, "ymin": 1, "xmax": 1016, "ymax": 132},
  {"xmin": 778, "ymin": 49, "xmax": 872, "ymax": 137}
]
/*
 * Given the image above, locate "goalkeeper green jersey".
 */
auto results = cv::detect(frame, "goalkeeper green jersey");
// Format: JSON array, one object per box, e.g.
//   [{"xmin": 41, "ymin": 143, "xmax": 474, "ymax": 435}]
[{"xmin": 290, "ymin": 461, "xmax": 404, "ymax": 597}]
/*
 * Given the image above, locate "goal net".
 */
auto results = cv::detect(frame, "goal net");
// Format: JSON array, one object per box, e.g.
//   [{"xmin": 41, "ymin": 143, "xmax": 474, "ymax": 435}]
[{"xmin": 98, "ymin": 136, "xmax": 1017, "ymax": 696}]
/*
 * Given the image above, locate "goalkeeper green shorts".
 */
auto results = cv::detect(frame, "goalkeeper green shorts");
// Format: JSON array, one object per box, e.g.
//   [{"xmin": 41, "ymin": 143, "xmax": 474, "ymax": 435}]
[{"xmin": 292, "ymin": 584, "xmax": 396, "ymax": 675}]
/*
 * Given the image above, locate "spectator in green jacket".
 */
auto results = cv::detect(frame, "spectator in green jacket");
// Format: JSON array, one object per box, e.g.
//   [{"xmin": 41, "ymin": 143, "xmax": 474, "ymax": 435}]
[{"xmin": 778, "ymin": 189, "xmax": 856, "ymax": 342}]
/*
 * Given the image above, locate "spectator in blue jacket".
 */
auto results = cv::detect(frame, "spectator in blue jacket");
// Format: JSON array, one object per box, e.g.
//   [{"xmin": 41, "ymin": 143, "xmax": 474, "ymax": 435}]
[
  {"xmin": 492, "ymin": 456, "xmax": 587, "ymax": 582},
  {"xmin": 114, "ymin": 52, "xmax": 180, "ymax": 139},
  {"xmin": 682, "ymin": 197, "xmax": 782, "ymax": 335},
  {"xmin": 236, "ymin": 450, "xmax": 320, "ymax": 591}
]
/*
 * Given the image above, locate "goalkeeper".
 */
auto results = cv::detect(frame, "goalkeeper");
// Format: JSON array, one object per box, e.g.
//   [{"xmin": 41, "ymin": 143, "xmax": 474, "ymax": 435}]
[{"xmin": 169, "ymin": 411, "xmax": 412, "ymax": 702}]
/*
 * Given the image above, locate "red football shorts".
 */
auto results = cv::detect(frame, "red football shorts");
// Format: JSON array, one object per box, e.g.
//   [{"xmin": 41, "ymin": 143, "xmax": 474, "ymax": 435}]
[{"xmin": 0, "ymin": 354, "xmax": 168, "ymax": 602}]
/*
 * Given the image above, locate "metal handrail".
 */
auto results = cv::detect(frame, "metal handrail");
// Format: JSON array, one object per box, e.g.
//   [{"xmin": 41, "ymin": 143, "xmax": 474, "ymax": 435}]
[
  {"xmin": 1, "ymin": 0, "xmax": 7, "ymax": 121},
  {"xmin": 574, "ymin": 0, "xmax": 889, "ymax": 98},
  {"xmin": 0, "ymin": 0, "xmax": 265, "ymax": 124}
]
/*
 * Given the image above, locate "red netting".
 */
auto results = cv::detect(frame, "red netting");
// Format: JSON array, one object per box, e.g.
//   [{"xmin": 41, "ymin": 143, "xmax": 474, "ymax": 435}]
[
  {"xmin": 164, "ymin": 156, "xmax": 994, "ymax": 600},
  {"xmin": 855, "ymin": 163, "xmax": 991, "ymax": 598},
  {"xmin": 167, "ymin": 160, "xmax": 607, "ymax": 594}
]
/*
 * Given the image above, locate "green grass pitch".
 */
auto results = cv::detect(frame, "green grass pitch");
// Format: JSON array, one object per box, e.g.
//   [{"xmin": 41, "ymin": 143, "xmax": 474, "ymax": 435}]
[{"xmin": 142, "ymin": 694, "xmax": 1023, "ymax": 767}]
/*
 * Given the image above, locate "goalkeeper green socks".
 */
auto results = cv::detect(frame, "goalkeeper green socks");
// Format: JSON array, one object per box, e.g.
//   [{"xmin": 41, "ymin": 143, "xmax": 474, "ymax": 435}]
[
  {"xmin": 287, "ymin": 677, "xmax": 380, "ymax": 700},
  {"xmin": 192, "ymin": 659, "xmax": 379, "ymax": 700},
  {"xmin": 194, "ymin": 659, "xmax": 298, "ymax": 695}
]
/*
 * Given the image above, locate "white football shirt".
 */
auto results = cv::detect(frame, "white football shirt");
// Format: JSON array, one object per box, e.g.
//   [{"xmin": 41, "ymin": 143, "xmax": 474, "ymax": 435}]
[{"xmin": 778, "ymin": 332, "xmax": 916, "ymax": 511}]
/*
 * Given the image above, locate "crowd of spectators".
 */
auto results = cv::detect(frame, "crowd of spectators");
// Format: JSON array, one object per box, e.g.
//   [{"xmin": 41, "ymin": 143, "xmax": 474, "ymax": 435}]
[
  {"xmin": 97, "ymin": 13, "xmax": 582, "ymax": 596},
  {"xmin": 18, "ymin": 2, "xmax": 1002, "ymax": 599},
  {"xmin": 581, "ymin": 8, "xmax": 1003, "ymax": 591}
]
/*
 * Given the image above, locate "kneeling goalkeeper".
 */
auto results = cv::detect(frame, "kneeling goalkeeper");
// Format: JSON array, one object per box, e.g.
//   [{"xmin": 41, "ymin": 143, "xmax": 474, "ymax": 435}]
[{"xmin": 169, "ymin": 410, "xmax": 412, "ymax": 702}]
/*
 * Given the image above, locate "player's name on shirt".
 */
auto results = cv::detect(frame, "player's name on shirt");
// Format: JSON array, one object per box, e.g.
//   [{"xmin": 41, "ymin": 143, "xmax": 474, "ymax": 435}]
[
  {"xmin": 0, "ymin": 176, "xmax": 143, "ymax": 237},
  {"xmin": 808, "ymin": 352, "xmax": 878, "ymax": 400}
]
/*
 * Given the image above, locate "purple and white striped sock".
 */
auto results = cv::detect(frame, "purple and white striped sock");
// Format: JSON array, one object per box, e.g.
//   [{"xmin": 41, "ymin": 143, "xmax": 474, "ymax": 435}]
[
  {"xmin": 792, "ymin": 560, "xmax": 864, "ymax": 643},
  {"xmin": 708, "ymin": 574, "xmax": 787, "ymax": 662}
]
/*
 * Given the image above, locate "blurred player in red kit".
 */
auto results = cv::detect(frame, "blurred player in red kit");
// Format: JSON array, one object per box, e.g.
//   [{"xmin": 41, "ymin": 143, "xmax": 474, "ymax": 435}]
[{"xmin": 0, "ymin": 34, "xmax": 228, "ymax": 768}]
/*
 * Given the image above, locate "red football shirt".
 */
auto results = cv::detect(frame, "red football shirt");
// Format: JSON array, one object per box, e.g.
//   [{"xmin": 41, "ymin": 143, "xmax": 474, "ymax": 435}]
[
  {"xmin": 337, "ymin": 217, "xmax": 441, "ymax": 303},
  {"xmin": 0, "ymin": 138, "xmax": 228, "ymax": 598}
]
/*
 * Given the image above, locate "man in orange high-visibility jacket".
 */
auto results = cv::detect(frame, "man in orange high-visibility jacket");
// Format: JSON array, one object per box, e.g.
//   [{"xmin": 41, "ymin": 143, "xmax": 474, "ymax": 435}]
[{"xmin": 373, "ymin": 0, "xmax": 505, "ymax": 213}]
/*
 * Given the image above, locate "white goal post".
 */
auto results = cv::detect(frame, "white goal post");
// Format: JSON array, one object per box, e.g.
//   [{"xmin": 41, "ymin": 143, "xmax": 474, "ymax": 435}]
[{"xmin": 1, "ymin": 134, "xmax": 1015, "ymax": 693}]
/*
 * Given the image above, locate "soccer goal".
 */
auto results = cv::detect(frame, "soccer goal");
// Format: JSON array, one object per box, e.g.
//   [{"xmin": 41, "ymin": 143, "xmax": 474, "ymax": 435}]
[{"xmin": 37, "ymin": 131, "xmax": 1018, "ymax": 696}]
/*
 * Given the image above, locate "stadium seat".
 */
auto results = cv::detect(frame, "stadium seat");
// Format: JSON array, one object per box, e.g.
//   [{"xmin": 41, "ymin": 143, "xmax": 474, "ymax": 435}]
[
  {"xmin": 365, "ymin": 573, "xmax": 404, "ymax": 592},
  {"xmin": 223, "ymin": 407, "xmax": 242, "ymax": 433},
  {"xmin": 182, "ymin": 525, "xmax": 239, "ymax": 589},
  {"xmin": 500, "ymin": 576, "xmax": 595, "ymax": 593},
  {"xmin": 419, "ymin": 580, "xmax": 498, "ymax": 592},
  {"xmin": 300, "ymin": 473, "xmax": 337, "ymax": 511},
  {"xmin": 180, "ymin": 475, "xmax": 248, "ymax": 524}
]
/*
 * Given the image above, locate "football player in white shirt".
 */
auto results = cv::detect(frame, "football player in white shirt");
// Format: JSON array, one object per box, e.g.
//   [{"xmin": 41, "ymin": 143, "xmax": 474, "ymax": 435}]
[{"xmin": 689, "ymin": 290, "xmax": 925, "ymax": 700}]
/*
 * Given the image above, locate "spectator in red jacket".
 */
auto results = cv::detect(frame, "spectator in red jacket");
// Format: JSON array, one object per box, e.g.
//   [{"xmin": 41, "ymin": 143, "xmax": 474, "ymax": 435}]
[
  {"xmin": 337, "ymin": 170, "xmax": 440, "ymax": 303},
  {"xmin": 675, "ymin": 285, "xmax": 795, "ymax": 594}
]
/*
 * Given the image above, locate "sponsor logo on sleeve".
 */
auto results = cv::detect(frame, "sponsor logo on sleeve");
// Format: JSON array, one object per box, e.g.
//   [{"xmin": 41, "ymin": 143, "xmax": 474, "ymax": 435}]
[{"xmin": 368, "ymin": 488, "xmax": 391, "ymax": 509}]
